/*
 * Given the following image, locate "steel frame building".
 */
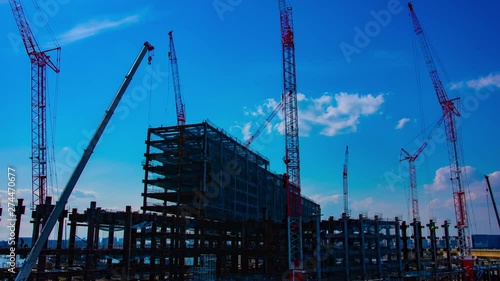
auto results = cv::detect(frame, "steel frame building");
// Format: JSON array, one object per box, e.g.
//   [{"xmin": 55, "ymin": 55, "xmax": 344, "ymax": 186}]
[{"xmin": 142, "ymin": 121, "xmax": 320, "ymax": 222}]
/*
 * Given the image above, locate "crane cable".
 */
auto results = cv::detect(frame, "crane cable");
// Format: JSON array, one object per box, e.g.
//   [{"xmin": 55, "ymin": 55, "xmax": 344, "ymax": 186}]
[
  {"xmin": 408, "ymin": 11, "xmax": 435, "ymax": 221},
  {"xmin": 30, "ymin": 0, "xmax": 60, "ymax": 48}
]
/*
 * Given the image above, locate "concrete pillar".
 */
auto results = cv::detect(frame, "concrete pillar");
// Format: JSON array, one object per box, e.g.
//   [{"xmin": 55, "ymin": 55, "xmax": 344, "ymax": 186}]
[
  {"xmin": 68, "ymin": 208, "xmax": 78, "ymax": 267},
  {"xmin": 343, "ymin": 213, "xmax": 350, "ymax": 280},
  {"xmin": 122, "ymin": 206, "xmax": 132, "ymax": 281},
  {"xmin": 427, "ymin": 219, "xmax": 438, "ymax": 270},
  {"xmin": 401, "ymin": 221, "xmax": 408, "ymax": 263},
  {"xmin": 442, "ymin": 220, "xmax": 452, "ymax": 270},
  {"xmin": 375, "ymin": 215, "xmax": 382, "ymax": 278},
  {"xmin": 395, "ymin": 217, "xmax": 403, "ymax": 277},
  {"xmin": 359, "ymin": 214, "xmax": 367, "ymax": 279},
  {"xmin": 411, "ymin": 219, "xmax": 422, "ymax": 271},
  {"xmin": 85, "ymin": 201, "xmax": 97, "ymax": 281},
  {"xmin": 14, "ymin": 199, "xmax": 25, "ymax": 254},
  {"xmin": 55, "ymin": 208, "xmax": 67, "ymax": 269}
]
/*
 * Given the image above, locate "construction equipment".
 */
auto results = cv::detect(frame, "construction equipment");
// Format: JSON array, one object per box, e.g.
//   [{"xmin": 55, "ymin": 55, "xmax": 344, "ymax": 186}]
[
  {"xmin": 15, "ymin": 42, "xmax": 155, "ymax": 281},
  {"xmin": 343, "ymin": 146, "xmax": 349, "ymax": 216},
  {"xmin": 485, "ymin": 175, "xmax": 500, "ymax": 230},
  {"xmin": 408, "ymin": 2, "xmax": 474, "ymax": 279},
  {"xmin": 244, "ymin": 95, "xmax": 285, "ymax": 148},
  {"xmin": 400, "ymin": 117, "xmax": 444, "ymax": 221},
  {"xmin": 8, "ymin": 0, "xmax": 61, "ymax": 208},
  {"xmin": 168, "ymin": 30, "xmax": 186, "ymax": 126},
  {"xmin": 408, "ymin": 2, "xmax": 471, "ymax": 257},
  {"xmin": 278, "ymin": 0, "xmax": 303, "ymax": 278}
]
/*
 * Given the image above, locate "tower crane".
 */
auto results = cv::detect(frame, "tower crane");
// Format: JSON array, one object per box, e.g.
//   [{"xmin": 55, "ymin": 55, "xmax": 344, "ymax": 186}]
[
  {"xmin": 278, "ymin": 0, "xmax": 303, "ymax": 278},
  {"xmin": 244, "ymin": 94, "xmax": 285, "ymax": 148},
  {"xmin": 343, "ymin": 146, "xmax": 349, "ymax": 216},
  {"xmin": 400, "ymin": 117, "xmax": 444, "ymax": 222},
  {"xmin": 168, "ymin": 30, "xmax": 186, "ymax": 126},
  {"xmin": 8, "ymin": 0, "xmax": 61, "ymax": 208},
  {"xmin": 408, "ymin": 1, "xmax": 472, "ymax": 268}
]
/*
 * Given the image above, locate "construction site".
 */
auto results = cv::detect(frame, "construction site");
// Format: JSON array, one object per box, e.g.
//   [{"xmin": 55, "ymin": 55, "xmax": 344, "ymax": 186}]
[{"xmin": 1, "ymin": 0, "xmax": 499, "ymax": 281}]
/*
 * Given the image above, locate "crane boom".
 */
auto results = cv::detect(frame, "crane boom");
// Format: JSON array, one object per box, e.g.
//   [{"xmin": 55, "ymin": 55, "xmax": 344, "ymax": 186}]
[
  {"xmin": 408, "ymin": 2, "xmax": 470, "ymax": 258},
  {"xmin": 168, "ymin": 31, "xmax": 186, "ymax": 126},
  {"xmin": 278, "ymin": 0, "xmax": 303, "ymax": 277},
  {"xmin": 15, "ymin": 42, "xmax": 155, "ymax": 281},
  {"xmin": 485, "ymin": 175, "xmax": 500, "ymax": 230},
  {"xmin": 400, "ymin": 117, "xmax": 444, "ymax": 221},
  {"xmin": 343, "ymin": 146, "xmax": 349, "ymax": 216},
  {"xmin": 9, "ymin": 0, "xmax": 61, "ymax": 208},
  {"xmin": 244, "ymin": 95, "xmax": 285, "ymax": 148}
]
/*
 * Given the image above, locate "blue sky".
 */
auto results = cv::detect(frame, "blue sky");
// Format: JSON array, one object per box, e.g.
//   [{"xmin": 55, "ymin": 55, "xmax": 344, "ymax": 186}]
[{"xmin": 0, "ymin": 0, "xmax": 499, "ymax": 240}]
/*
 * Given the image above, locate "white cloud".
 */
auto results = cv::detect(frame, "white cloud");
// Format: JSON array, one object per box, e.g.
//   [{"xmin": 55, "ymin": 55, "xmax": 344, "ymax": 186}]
[
  {"xmin": 424, "ymin": 166, "xmax": 475, "ymax": 193},
  {"xmin": 72, "ymin": 188, "xmax": 98, "ymax": 199},
  {"xmin": 237, "ymin": 92, "xmax": 384, "ymax": 140},
  {"xmin": 300, "ymin": 92, "xmax": 384, "ymax": 136},
  {"xmin": 58, "ymin": 15, "xmax": 140, "ymax": 45},
  {"xmin": 230, "ymin": 122, "xmax": 253, "ymax": 142},
  {"xmin": 395, "ymin": 117, "xmax": 410, "ymax": 130},
  {"xmin": 487, "ymin": 171, "xmax": 500, "ymax": 187},
  {"xmin": 241, "ymin": 122, "xmax": 252, "ymax": 141},
  {"xmin": 351, "ymin": 197, "xmax": 374, "ymax": 213},
  {"xmin": 309, "ymin": 193, "xmax": 341, "ymax": 206},
  {"xmin": 466, "ymin": 73, "xmax": 500, "ymax": 89}
]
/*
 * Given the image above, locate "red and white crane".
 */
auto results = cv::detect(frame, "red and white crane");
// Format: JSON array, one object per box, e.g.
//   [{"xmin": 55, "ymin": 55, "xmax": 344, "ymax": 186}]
[
  {"xmin": 278, "ymin": 0, "xmax": 303, "ymax": 277},
  {"xmin": 168, "ymin": 30, "xmax": 186, "ymax": 126},
  {"xmin": 400, "ymin": 117, "xmax": 444, "ymax": 222},
  {"xmin": 408, "ymin": 2, "xmax": 471, "ymax": 257},
  {"xmin": 343, "ymin": 146, "xmax": 349, "ymax": 216},
  {"xmin": 8, "ymin": 0, "xmax": 61, "ymax": 208}
]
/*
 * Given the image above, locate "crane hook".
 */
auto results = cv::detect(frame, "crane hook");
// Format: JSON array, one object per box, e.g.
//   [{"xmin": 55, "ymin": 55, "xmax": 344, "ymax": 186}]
[{"xmin": 148, "ymin": 55, "xmax": 152, "ymax": 65}]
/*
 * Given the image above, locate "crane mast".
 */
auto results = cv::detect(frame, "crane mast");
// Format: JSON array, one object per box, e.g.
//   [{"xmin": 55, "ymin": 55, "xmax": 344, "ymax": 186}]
[
  {"xmin": 408, "ymin": 2, "xmax": 470, "ymax": 257},
  {"xmin": 9, "ymin": 0, "xmax": 61, "ymax": 209},
  {"xmin": 278, "ymin": 0, "xmax": 303, "ymax": 276},
  {"xmin": 400, "ymin": 117, "xmax": 444, "ymax": 222},
  {"xmin": 343, "ymin": 146, "xmax": 349, "ymax": 216},
  {"xmin": 168, "ymin": 30, "xmax": 186, "ymax": 126}
]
